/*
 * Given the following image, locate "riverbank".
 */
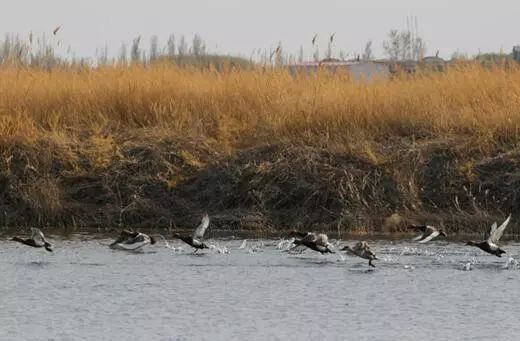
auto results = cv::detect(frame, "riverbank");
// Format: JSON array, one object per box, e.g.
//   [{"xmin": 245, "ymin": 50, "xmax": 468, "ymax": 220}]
[{"xmin": 0, "ymin": 63, "xmax": 519, "ymax": 236}]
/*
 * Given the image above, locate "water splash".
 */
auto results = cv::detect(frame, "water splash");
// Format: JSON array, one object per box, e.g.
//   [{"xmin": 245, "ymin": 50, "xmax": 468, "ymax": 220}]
[
  {"xmin": 209, "ymin": 243, "xmax": 230, "ymax": 254},
  {"xmin": 504, "ymin": 257, "xmax": 518, "ymax": 270},
  {"xmin": 462, "ymin": 262, "xmax": 472, "ymax": 271},
  {"xmin": 247, "ymin": 241, "xmax": 265, "ymax": 253},
  {"xmin": 277, "ymin": 238, "xmax": 294, "ymax": 251},
  {"xmin": 239, "ymin": 240, "xmax": 247, "ymax": 249}
]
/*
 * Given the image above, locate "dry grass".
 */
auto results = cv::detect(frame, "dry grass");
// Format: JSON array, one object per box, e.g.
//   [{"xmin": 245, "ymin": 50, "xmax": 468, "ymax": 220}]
[
  {"xmin": 1, "ymin": 62, "xmax": 520, "ymax": 232},
  {"xmin": 0, "ymin": 62, "xmax": 519, "ymax": 151}
]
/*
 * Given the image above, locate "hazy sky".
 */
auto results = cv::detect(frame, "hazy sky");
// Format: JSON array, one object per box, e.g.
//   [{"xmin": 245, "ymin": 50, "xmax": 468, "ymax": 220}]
[{"xmin": 1, "ymin": 0, "xmax": 519, "ymax": 60}]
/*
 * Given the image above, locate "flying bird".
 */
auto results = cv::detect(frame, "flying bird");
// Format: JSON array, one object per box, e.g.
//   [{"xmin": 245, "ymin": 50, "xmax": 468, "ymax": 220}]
[
  {"xmin": 341, "ymin": 241, "xmax": 378, "ymax": 267},
  {"xmin": 288, "ymin": 230, "xmax": 334, "ymax": 254},
  {"xmin": 466, "ymin": 214, "xmax": 512, "ymax": 257},
  {"xmin": 172, "ymin": 213, "xmax": 210, "ymax": 252},
  {"xmin": 53, "ymin": 26, "xmax": 61, "ymax": 36},
  {"xmin": 409, "ymin": 224, "xmax": 447, "ymax": 243},
  {"xmin": 11, "ymin": 228, "xmax": 53, "ymax": 252},
  {"xmin": 330, "ymin": 32, "xmax": 335, "ymax": 43},
  {"xmin": 109, "ymin": 229, "xmax": 156, "ymax": 250}
]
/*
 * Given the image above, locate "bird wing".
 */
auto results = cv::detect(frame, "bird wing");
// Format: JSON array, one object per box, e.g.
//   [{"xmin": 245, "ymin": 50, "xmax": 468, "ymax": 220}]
[
  {"xmin": 30, "ymin": 228, "xmax": 50, "ymax": 245},
  {"xmin": 110, "ymin": 230, "xmax": 136, "ymax": 246},
  {"xmin": 287, "ymin": 244, "xmax": 307, "ymax": 254},
  {"xmin": 412, "ymin": 234, "xmax": 424, "ymax": 241},
  {"xmin": 418, "ymin": 230, "xmax": 440, "ymax": 243},
  {"xmin": 409, "ymin": 225, "xmax": 428, "ymax": 233},
  {"xmin": 488, "ymin": 214, "xmax": 511, "ymax": 244},
  {"xmin": 485, "ymin": 222, "xmax": 498, "ymax": 241},
  {"xmin": 301, "ymin": 233, "xmax": 317, "ymax": 243},
  {"xmin": 315, "ymin": 233, "xmax": 329, "ymax": 246},
  {"xmin": 192, "ymin": 213, "xmax": 210, "ymax": 240},
  {"xmin": 122, "ymin": 233, "xmax": 146, "ymax": 244}
]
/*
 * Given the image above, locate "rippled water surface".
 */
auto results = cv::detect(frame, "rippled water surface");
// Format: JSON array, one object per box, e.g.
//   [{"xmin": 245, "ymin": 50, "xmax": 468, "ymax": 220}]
[{"xmin": 2, "ymin": 237, "xmax": 520, "ymax": 340}]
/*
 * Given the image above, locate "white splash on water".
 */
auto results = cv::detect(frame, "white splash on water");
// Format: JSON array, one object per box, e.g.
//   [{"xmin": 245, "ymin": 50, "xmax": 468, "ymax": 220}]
[{"xmin": 504, "ymin": 257, "xmax": 518, "ymax": 270}]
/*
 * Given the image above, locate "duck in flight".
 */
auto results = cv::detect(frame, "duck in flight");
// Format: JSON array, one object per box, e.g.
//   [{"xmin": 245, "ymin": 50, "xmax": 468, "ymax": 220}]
[
  {"xmin": 466, "ymin": 214, "xmax": 512, "ymax": 257},
  {"xmin": 341, "ymin": 241, "xmax": 378, "ymax": 267},
  {"xmin": 11, "ymin": 227, "xmax": 53, "ymax": 252},
  {"xmin": 172, "ymin": 213, "xmax": 210, "ymax": 252},
  {"xmin": 109, "ymin": 229, "xmax": 156, "ymax": 250},
  {"xmin": 409, "ymin": 224, "xmax": 447, "ymax": 243},
  {"xmin": 288, "ymin": 230, "xmax": 334, "ymax": 254}
]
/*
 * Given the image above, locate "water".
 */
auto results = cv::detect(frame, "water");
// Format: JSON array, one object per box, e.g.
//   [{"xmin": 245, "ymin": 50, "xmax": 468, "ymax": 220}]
[{"xmin": 1, "ymin": 237, "xmax": 520, "ymax": 340}]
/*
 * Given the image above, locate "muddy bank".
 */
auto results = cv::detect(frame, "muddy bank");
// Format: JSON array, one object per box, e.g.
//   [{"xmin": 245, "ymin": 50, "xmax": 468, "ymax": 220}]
[{"xmin": 0, "ymin": 134, "xmax": 518, "ymax": 237}]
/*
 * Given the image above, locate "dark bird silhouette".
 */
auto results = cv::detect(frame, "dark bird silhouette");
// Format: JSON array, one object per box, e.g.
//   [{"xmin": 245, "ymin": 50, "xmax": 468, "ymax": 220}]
[
  {"xmin": 409, "ymin": 224, "xmax": 447, "ymax": 243},
  {"xmin": 288, "ymin": 230, "xmax": 334, "ymax": 254},
  {"xmin": 53, "ymin": 26, "xmax": 61, "ymax": 35},
  {"xmin": 341, "ymin": 241, "xmax": 378, "ymax": 267},
  {"xmin": 110, "ymin": 229, "xmax": 156, "ymax": 250},
  {"xmin": 466, "ymin": 214, "xmax": 511, "ymax": 257},
  {"xmin": 172, "ymin": 213, "xmax": 210, "ymax": 252},
  {"xmin": 11, "ymin": 228, "xmax": 53, "ymax": 252}
]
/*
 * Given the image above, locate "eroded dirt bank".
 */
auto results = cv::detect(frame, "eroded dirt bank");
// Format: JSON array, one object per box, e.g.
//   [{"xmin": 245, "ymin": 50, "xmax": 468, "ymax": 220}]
[{"xmin": 0, "ymin": 134, "xmax": 518, "ymax": 237}]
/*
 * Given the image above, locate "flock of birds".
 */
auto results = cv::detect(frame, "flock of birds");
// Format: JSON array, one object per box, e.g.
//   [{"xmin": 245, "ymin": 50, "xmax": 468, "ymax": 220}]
[{"xmin": 9, "ymin": 213, "xmax": 514, "ymax": 268}]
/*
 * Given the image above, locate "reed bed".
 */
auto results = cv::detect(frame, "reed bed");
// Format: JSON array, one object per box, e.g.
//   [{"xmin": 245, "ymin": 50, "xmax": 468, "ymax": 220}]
[
  {"xmin": 1, "ymin": 62, "xmax": 520, "ymax": 232},
  {"xmin": 1, "ymin": 62, "xmax": 519, "ymax": 150}
]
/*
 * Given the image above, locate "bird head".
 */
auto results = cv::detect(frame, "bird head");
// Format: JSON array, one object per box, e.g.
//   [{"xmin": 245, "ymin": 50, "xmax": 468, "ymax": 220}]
[
  {"xmin": 172, "ymin": 233, "xmax": 181, "ymax": 239},
  {"xmin": 439, "ymin": 230, "xmax": 448, "ymax": 238},
  {"xmin": 466, "ymin": 240, "xmax": 476, "ymax": 246},
  {"xmin": 149, "ymin": 236, "xmax": 157, "ymax": 245}
]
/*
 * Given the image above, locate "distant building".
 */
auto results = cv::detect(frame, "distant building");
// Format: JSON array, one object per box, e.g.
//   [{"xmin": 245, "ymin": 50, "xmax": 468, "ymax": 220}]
[
  {"xmin": 513, "ymin": 46, "xmax": 520, "ymax": 62},
  {"xmin": 286, "ymin": 59, "xmax": 391, "ymax": 81}
]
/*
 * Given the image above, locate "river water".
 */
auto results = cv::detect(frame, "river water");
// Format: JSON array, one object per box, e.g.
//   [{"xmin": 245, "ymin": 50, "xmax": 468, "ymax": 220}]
[{"xmin": 1, "ymin": 236, "xmax": 520, "ymax": 340}]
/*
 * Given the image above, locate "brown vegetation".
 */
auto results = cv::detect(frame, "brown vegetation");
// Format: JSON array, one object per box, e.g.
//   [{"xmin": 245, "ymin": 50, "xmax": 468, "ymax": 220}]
[{"xmin": 1, "ymin": 62, "xmax": 520, "ymax": 236}]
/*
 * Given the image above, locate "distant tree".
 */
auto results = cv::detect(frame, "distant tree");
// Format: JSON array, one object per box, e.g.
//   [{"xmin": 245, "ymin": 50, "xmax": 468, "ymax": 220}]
[
  {"xmin": 298, "ymin": 46, "xmax": 304, "ymax": 63},
  {"xmin": 362, "ymin": 40, "xmax": 373, "ymax": 60},
  {"xmin": 167, "ymin": 34, "xmax": 176, "ymax": 59},
  {"xmin": 119, "ymin": 43, "xmax": 128, "ymax": 64},
  {"xmin": 149, "ymin": 35, "xmax": 159, "ymax": 62},
  {"xmin": 192, "ymin": 34, "xmax": 206, "ymax": 57},
  {"xmin": 178, "ymin": 36, "xmax": 187, "ymax": 57},
  {"xmin": 383, "ymin": 29, "xmax": 426, "ymax": 61},
  {"xmin": 98, "ymin": 44, "xmax": 109, "ymax": 65},
  {"xmin": 130, "ymin": 36, "xmax": 141, "ymax": 63},
  {"xmin": 141, "ymin": 50, "xmax": 147, "ymax": 65}
]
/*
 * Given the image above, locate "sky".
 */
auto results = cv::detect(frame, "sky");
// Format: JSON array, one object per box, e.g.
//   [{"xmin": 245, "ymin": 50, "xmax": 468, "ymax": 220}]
[{"xmin": 1, "ymin": 0, "xmax": 519, "ymax": 61}]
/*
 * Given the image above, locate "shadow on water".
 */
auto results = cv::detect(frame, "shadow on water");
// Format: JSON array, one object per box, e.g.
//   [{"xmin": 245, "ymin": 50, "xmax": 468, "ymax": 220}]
[
  {"xmin": 348, "ymin": 268, "xmax": 376, "ymax": 274},
  {"xmin": 69, "ymin": 262, "xmax": 106, "ymax": 267},
  {"xmin": 24, "ymin": 261, "xmax": 52, "ymax": 267}
]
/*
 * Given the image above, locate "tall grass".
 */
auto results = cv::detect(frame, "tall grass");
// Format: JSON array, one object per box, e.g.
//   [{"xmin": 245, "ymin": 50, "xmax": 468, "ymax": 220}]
[{"xmin": 1, "ymin": 62, "xmax": 519, "ymax": 152}]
